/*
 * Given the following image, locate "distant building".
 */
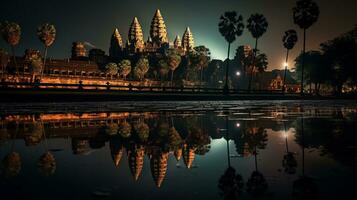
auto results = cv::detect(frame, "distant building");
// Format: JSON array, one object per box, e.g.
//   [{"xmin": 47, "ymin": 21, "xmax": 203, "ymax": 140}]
[{"xmin": 258, "ymin": 70, "xmax": 300, "ymax": 92}]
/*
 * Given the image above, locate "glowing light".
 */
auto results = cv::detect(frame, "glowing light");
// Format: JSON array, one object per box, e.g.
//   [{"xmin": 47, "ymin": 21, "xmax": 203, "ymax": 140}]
[
  {"xmin": 283, "ymin": 62, "xmax": 288, "ymax": 68},
  {"xmin": 236, "ymin": 71, "xmax": 241, "ymax": 76},
  {"xmin": 236, "ymin": 123, "xmax": 240, "ymax": 128}
]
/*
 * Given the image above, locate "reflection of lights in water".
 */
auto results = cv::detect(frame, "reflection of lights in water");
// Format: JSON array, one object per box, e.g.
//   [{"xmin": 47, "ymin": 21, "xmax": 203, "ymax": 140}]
[{"xmin": 236, "ymin": 123, "xmax": 240, "ymax": 128}]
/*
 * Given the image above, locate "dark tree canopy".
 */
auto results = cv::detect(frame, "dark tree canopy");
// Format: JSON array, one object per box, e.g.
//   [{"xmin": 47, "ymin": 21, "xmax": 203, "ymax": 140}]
[
  {"xmin": 293, "ymin": 0, "xmax": 320, "ymax": 29},
  {"xmin": 219, "ymin": 11, "xmax": 245, "ymax": 44},
  {"xmin": 247, "ymin": 14, "xmax": 268, "ymax": 39},
  {"xmin": 282, "ymin": 29, "xmax": 298, "ymax": 50}
]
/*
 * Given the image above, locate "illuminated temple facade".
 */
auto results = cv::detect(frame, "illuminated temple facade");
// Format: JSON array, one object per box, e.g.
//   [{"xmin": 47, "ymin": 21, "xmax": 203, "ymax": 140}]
[{"xmin": 110, "ymin": 9, "xmax": 195, "ymax": 57}]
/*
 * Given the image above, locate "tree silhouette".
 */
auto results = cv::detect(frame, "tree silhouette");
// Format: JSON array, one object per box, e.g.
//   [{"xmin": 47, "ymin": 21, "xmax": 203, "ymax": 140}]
[
  {"xmin": 158, "ymin": 59, "xmax": 170, "ymax": 81},
  {"xmin": 282, "ymin": 29, "xmax": 298, "ymax": 92},
  {"xmin": 294, "ymin": 50, "xmax": 327, "ymax": 94},
  {"xmin": 247, "ymin": 14, "xmax": 268, "ymax": 91},
  {"xmin": 219, "ymin": 11, "xmax": 244, "ymax": 94},
  {"xmin": 293, "ymin": 0, "xmax": 320, "ymax": 95},
  {"xmin": 0, "ymin": 49, "xmax": 9, "ymax": 79},
  {"xmin": 0, "ymin": 21, "xmax": 21, "ymax": 75},
  {"xmin": 218, "ymin": 116, "xmax": 244, "ymax": 200},
  {"xmin": 37, "ymin": 23, "xmax": 56, "ymax": 78},
  {"xmin": 166, "ymin": 49, "xmax": 182, "ymax": 86},
  {"xmin": 292, "ymin": 118, "xmax": 318, "ymax": 199},
  {"xmin": 320, "ymin": 36, "xmax": 357, "ymax": 95},
  {"xmin": 192, "ymin": 46, "xmax": 211, "ymax": 86}
]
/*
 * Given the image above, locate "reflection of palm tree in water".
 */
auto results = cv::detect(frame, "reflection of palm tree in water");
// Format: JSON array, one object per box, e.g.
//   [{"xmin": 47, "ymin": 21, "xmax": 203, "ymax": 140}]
[
  {"xmin": 246, "ymin": 143, "xmax": 268, "ymax": 197},
  {"xmin": 2, "ymin": 122, "xmax": 21, "ymax": 178},
  {"xmin": 37, "ymin": 118, "xmax": 56, "ymax": 176},
  {"xmin": 282, "ymin": 122, "xmax": 297, "ymax": 174},
  {"xmin": 218, "ymin": 116, "xmax": 244, "ymax": 200},
  {"xmin": 293, "ymin": 117, "xmax": 318, "ymax": 200}
]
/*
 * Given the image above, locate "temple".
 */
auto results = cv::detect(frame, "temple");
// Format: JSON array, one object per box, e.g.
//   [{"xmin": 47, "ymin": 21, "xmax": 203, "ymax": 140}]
[{"xmin": 110, "ymin": 9, "xmax": 193, "ymax": 58}]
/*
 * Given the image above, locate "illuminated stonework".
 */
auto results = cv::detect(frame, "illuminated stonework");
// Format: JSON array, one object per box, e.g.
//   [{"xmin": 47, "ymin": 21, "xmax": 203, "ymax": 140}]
[
  {"xmin": 150, "ymin": 151, "xmax": 169, "ymax": 188},
  {"xmin": 173, "ymin": 35, "xmax": 182, "ymax": 48},
  {"xmin": 182, "ymin": 27, "xmax": 194, "ymax": 52},
  {"xmin": 128, "ymin": 17, "xmax": 145, "ymax": 52},
  {"xmin": 109, "ymin": 28, "xmax": 124, "ymax": 58},
  {"xmin": 150, "ymin": 9, "xmax": 168, "ymax": 45}
]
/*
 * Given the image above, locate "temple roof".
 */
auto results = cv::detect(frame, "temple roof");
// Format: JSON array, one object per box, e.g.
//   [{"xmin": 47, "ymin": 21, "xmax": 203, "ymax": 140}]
[
  {"xmin": 182, "ymin": 27, "xmax": 194, "ymax": 52},
  {"xmin": 128, "ymin": 17, "xmax": 145, "ymax": 51},
  {"xmin": 174, "ymin": 35, "xmax": 181, "ymax": 48},
  {"xmin": 150, "ymin": 9, "xmax": 168, "ymax": 44}
]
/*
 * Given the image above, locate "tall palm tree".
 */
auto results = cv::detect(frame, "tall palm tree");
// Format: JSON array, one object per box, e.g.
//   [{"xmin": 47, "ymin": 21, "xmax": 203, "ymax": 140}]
[
  {"xmin": 37, "ymin": 23, "xmax": 56, "ymax": 78},
  {"xmin": 282, "ymin": 30, "xmax": 298, "ymax": 92},
  {"xmin": 167, "ymin": 49, "xmax": 182, "ymax": 86},
  {"xmin": 219, "ymin": 11, "xmax": 245, "ymax": 94},
  {"xmin": 247, "ymin": 14, "xmax": 268, "ymax": 91},
  {"xmin": 1, "ymin": 21, "xmax": 21, "ymax": 75},
  {"xmin": 293, "ymin": 0, "xmax": 319, "ymax": 95},
  {"xmin": 193, "ymin": 46, "xmax": 211, "ymax": 87}
]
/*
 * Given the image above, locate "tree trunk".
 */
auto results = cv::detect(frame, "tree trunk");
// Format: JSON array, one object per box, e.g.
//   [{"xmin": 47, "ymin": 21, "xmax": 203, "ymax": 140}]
[
  {"xmin": 200, "ymin": 68, "xmax": 203, "ymax": 88},
  {"xmin": 224, "ymin": 42, "xmax": 231, "ymax": 94},
  {"xmin": 41, "ymin": 46, "xmax": 48, "ymax": 79},
  {"xmin": 171, "ymin": 70, "xmax": 174, "ymax": 87},
  {"xmin": 301, "ymin": 29, "xmax": 306, "ymax": 95},
  {"xmin": 11, "ymin": 46, "xmax": 19, "ymax": 76},
  {"xmin": 282, "ymin": 49, "xmax": 289, "ymax": 93},
  {"xmin": 248, "ymin": 38, "xmax": 258, "ymax": 92}
]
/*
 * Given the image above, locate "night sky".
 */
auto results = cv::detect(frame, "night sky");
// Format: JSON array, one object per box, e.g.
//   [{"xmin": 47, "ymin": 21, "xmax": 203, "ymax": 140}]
[{"xmin": 0, "ymin": 0, "xmax": 356, "ymax": 70}]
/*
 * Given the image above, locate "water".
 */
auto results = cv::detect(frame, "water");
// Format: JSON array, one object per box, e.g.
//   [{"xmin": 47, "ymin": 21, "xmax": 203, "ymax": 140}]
[{"xmin": 0, "ymin": 100, "xmax": 356, "ymax": 200}]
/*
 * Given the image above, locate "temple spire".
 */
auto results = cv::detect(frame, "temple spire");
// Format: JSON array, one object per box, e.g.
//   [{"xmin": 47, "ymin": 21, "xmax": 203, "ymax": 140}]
[
  {"xmin": 173, "ymin": 35, "xmax": 181, "ymax": 48},
  {"xmin": 128, "ymin": 17, "xmax": 145, "ymax": 52},
  {"xmin": 182, "ymin": 27, "xmax": 194, "ymax": 53},
  {"xmin": 109, "ymin": 28, "xmax": 124, "ymax": 58},
  {"xmin": 150, "ymin": 9, "xmax": 168, "ymax": 45}
]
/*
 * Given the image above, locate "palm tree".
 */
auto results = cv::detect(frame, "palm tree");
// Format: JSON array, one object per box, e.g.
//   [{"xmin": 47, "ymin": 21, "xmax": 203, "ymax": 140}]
[
  {"xmin": 37, "ymin": 23, "xmax": 56, "ymax": 78},
  {"xmin": 118, "ymin": 59, "xmax": 131, "ymax": 80},
  {"xmin": 158, "ymin": 59, "xmax": 169, "ymax": 81},
  {"xmin": 255, "ymin": 53, "xmax": 268, "ymax": 73},
  {"xmin": 105, "ymin": 62, "xmax": 118, "ymax": 79},
  {"xmin": 282, "ymin": 29, "xmax": 298, "ymax": 92},
  {"xmin": 1, "ymin": 21, "xmax": 21, "ymax": 75},
  {"xmin": 167, "ymin": 49, "xmax": 182, "ymax": 86},
  {"xmin": 293, "ymin": 0, "xmax": 320, "ymax": 95},
  {"xmin": 219, "ymin": 11, "xmax": 245, "ymax": 94},
  {"xmin": 193, "ymin": 46, "xmax": 211, "ymax": 87},
  {"xmin": 247, "ymin": 14, "xmax": 268, "ymax": 91},
  {"xmin": 134, "ymin": 57, "xmax": 149, "ymax": 82}
]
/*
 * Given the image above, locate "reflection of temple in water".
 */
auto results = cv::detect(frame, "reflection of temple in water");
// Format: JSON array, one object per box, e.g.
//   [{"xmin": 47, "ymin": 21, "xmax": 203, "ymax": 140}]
[
  {"xmin": 2, "ymin": 107, "xmax": 355, "ymax": 187},
  {"xmin": 0, "ymin": 112, "xmax": 210, "ymax": 187}
]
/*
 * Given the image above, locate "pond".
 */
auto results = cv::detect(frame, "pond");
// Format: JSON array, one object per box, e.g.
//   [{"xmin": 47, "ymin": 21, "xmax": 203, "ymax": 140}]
[{"xmin": 0, "ymin": 100, "xmax": 356, "ymax": 200}]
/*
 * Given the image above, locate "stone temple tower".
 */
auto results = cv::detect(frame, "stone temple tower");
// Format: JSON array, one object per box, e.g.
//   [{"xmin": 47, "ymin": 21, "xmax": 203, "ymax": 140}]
[
  {"xmin": 173, "ymin": 35, "xmax": 182, "ymax": 48},
  {"xmin": 150, "ymin": 9, "xmax": 168, "ymax": 45},
  {"xmin": 109, "ymin": 28, "xmax": 124, "ymax": 58},
  {"xmin": 128, "ymin": 17, "xmax": 145, "ymax": 52},
  {"xmin": 182, "ymin": 27, "xmax": 194, "ymax": 53}
]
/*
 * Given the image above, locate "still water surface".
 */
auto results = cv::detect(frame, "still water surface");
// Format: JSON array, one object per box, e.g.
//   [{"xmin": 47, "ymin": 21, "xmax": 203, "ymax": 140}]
[{"xmin": 0, "ymin": 101, "xmax": 356, "ymax": 200}]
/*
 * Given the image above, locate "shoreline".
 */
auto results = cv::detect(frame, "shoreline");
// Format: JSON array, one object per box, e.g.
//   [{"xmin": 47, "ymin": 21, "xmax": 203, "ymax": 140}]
[{"xmin": 0, "ymin": 88, "xmax": 356, "ymax": 102}]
